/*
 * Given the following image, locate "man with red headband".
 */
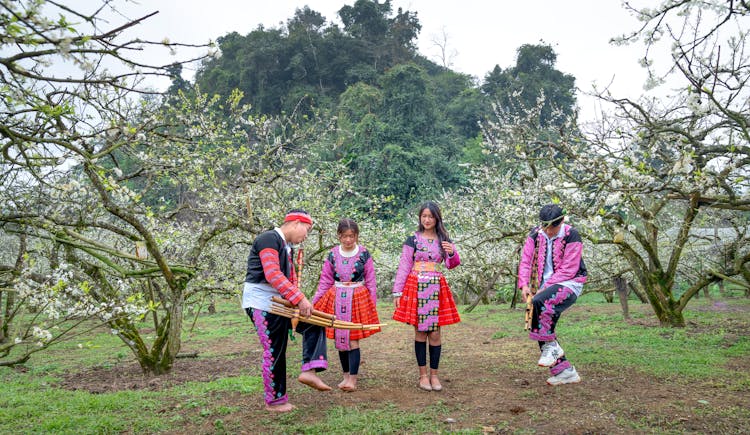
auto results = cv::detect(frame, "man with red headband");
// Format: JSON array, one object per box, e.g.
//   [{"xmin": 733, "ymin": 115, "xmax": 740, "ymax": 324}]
[{"xmin": 242, "ymin": 209, "xmax": 330, "ymax": 412}]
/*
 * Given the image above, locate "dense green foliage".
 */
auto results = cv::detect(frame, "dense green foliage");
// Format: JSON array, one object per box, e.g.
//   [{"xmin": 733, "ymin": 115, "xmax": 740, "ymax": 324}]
[
  {"xmin": 482, "ymin": 44, "xmax": 576, "ymax": 126},
  {"xmin": 194, "ymin": 1, "xmax": 422, "ymax": 116},
  {"xmin": 192, "ymin": 0, "xmax": 575, "ymax": 214}
]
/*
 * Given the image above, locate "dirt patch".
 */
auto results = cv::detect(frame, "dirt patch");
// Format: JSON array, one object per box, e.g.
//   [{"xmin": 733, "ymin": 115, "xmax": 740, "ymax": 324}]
[
  {"xmin": 691, "ymin": 301, "xmax": 748, "ymax": 312},
  {"xmin": 57, "ymin": 303, "xmax": 749, "ymax": 433},
  {"xmin": 58, "ymin": 353, "xmax": 257, "ymax": 394}
]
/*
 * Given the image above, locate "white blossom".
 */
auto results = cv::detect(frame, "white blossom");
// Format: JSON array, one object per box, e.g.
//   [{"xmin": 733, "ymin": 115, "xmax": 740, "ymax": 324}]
[
  {"xmin": 58, "ymin": 38, "xmax": 72, "ymax": 55},
  {"xmin": 32, "ymin": 326, "xmax": 52, "ymax": 343},
  {"xmin": 605, "ymin": 193, "xmax": 622, "ymax": 207}
]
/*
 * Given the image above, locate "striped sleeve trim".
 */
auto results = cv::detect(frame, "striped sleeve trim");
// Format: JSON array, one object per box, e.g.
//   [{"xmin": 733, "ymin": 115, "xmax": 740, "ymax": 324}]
[{"xmin": 259, "ymin": 248, "xmax": 304, "ymax": 304}]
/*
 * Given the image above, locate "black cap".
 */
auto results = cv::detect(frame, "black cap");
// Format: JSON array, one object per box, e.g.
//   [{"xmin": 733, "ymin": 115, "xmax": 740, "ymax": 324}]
[{"xmin": 539, "ymin": 204, "xmax": 564, "ymax": 227}]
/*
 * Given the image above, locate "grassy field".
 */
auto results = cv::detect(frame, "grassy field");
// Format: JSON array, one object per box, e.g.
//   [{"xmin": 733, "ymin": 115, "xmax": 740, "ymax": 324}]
[{"xmin": 1, "ymin": 292, "xmax": 749, "ymax": 434}]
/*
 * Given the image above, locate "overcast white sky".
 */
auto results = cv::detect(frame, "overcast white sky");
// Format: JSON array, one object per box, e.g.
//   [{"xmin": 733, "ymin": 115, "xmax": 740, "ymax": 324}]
[{"xmin": 101, "ymin": 0, "xmax": 662, "ymax": 122}]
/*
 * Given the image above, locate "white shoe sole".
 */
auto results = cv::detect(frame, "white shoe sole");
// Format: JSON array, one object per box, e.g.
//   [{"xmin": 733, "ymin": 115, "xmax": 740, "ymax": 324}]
[{"xmin": 546, "ymin": 376, "xmax": 581, "ymax": 386}]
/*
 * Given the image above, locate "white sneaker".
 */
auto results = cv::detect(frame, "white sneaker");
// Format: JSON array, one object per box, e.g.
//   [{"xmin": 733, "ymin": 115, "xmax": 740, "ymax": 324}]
[
  {"xmin": 546, "ymin": 366, "xmax": 581, "ymax": 386},
  {"xmin": 537, "ymin": 341, "xmax": 564, "ymax": 367}
]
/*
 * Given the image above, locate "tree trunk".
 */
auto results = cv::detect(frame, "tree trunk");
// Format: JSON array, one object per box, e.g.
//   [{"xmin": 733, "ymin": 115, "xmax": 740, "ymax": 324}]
[
  {"xmin": 0, "ymin": 291, "xmax": 5, "ymax": 343},
  {"xmin": 123, "ymin": 282, "xmax": 186, "ymax": 375},
  {"xmin": 511, "ymin": 284, "xmax": 520, "ymax": 309},
  {"xmin": 645, "ymin": 282, "xmax": 686, "ymax": 327},
  {"xmin": 629, "ymin": 263, "xmax": 687, "ymax": 327},
  {"xmin": 613, "ymin": 276, "xmax": 629, "ymax": 319},
  {"xmin": 160, "ymin": 289, "xmax": 184, "ymax": 374},
  {"xmin": 628, "ymin": 282, "xmax": 648, "ymax": 303},
  {"xmin": 466, "ymin": 268, "xmax": 503, "ymax": 313},
  {"xmin": 655, "ymin": 307, "xmax": 685, "ymax": 327},
  {"xmin": 2, "ymin": 233, "xmax": 26, "ymax": 342}
]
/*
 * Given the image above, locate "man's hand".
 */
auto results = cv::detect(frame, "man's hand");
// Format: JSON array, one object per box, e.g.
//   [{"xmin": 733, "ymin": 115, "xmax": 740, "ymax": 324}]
[
  {"xmin": 297, "ymin": 297, "xmax": 313, "ymax": 318},
  {"xmin": 521, "ymin": 285, "xmax": 531, "ymax": 301}
]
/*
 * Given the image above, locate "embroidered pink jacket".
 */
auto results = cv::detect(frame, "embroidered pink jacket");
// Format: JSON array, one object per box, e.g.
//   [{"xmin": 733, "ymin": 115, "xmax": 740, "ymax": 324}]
[{"xmin": 518, "ymin": 224, "xmax": 587, "ymax": 290}]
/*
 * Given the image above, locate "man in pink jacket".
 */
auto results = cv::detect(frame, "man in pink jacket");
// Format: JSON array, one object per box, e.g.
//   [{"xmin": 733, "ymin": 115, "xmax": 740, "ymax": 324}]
[{"xmin": 519, "ymin": 204, "xmax": 588, "ymax": 385}]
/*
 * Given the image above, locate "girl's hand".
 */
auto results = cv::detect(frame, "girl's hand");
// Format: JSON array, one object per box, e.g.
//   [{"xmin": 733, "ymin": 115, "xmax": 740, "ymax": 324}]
[
  {"xmin": 394, "ymin": 296, "xmax": 400, "ymax": 308},
  {"xmin": 441, "ymin": 241, "xmax": 454, "ymax": 255}
]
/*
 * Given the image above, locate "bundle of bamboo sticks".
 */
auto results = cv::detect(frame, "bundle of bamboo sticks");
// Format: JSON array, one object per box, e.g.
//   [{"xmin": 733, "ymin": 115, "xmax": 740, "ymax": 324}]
[{"xmin": 270, "ymin": 297, "xmax": 385, "ymax": 331}]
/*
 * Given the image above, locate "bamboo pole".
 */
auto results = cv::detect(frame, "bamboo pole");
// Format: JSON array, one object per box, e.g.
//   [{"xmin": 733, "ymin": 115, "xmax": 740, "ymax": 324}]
[
  {"xmin": 269, "ymin": 306, "xmax": 332, "ymax": 328},
  {"xmin": 270, "ymin": 304, "xmax": 385, "ymax": 331},
  {"xmin": 269, "ymin": 298, "xmax": 386, "ymax": 330},
  {"xmin": 272, "ymin": 296, "xmax": 335, "ymax": 320}
]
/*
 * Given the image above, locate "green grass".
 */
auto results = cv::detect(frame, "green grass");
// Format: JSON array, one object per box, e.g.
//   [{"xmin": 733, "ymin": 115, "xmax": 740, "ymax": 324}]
[
  {"xmin": 0, "ymin": 369, "xmax": 263, "ymax": 434},
  {"xmin": 0, "ymin": 374, "xmax": 166, "ymax": 434},
  {"xmin": 469, "ymin": 294, "xmax": 750, "ymax": 382},
  {"xmin": 172, "ymin": 375, "xmax": 263, "ymax": 396},
  {"xmin": 0, "ymin": 303, "xmax": 264, "ymax": 434},
  {"xmin": 10, "ymin": 303, "xmax": 251, "ymax": 376},
  {"xmin": 3, "ymin": 324, "xmax": 128, "ymax": 375},
  {"xmin": 1, "ymin": 295, "xmax": 749, "ymax": 433},
  {"xmin": 254, "ymin": 403, "xmax": 452, "ymax": 434}
]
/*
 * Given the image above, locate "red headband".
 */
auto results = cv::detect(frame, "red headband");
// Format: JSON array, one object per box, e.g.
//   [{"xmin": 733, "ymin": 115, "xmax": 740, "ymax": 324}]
[{"xmin": 284, "ymin": 212, "xmax": 313, "ymax": 225}]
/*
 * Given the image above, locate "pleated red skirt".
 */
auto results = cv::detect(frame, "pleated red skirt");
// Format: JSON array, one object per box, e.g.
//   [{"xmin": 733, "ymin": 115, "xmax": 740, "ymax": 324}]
[
  {"xmin": 314, "ymin": 285, "xmax": 381, "ymax": 340},
  {"xmin": 392, "ymin": 272, "xmax": 461, "ymax": 327}
]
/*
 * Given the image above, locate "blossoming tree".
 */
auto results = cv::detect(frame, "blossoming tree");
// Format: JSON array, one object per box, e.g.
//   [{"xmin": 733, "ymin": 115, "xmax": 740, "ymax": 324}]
[
  {"xmin": 481, "ymin": 0, "xmax": 750, "ymax": 327},
  {"xmin": 0, "ymin": 0, "xmax": 342, "ymax": 372}
]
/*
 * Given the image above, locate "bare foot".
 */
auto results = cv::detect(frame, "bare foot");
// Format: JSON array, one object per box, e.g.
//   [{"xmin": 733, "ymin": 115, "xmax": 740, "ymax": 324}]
[
  {"xmin": 265, "ymin": 403, "xmax": 295, "ymax": 413},
  {"xmin": 339, "ymin": 380, "xmax": 357, "ymax": 392},
  {"xmin": 338, "ymin": 374, "xmax": 350, "ymax": 390},
  {"xmin": 298, "ymin": 372, "xmax": 332, "ymax": 391}
]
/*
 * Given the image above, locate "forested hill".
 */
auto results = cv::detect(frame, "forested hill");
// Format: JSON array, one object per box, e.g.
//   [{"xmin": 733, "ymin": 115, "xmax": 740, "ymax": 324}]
[{"xmin": 187, "ymin": 0, "xmax": 577, "ymax": 216}]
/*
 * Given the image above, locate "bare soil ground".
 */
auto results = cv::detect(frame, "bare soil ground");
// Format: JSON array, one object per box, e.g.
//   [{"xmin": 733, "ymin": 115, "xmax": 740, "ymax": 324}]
[{"xmin": 59, "ymin": 302, "xmax": 750, "ymax": 434}]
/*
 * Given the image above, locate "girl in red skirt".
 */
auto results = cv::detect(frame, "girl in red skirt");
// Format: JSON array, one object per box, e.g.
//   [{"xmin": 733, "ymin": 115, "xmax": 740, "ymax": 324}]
[
  {"xmin": 392, "ymin": 201, "xmax": 461, "ymax": 391},
  {"xmin": 313, "ymin": 218, "xmax": 380, "ymax": 392}
]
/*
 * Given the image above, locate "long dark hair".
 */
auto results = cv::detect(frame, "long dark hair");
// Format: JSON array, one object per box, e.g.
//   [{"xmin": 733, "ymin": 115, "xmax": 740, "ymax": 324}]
[
  {"xmin": 417, "ymin": 201, "xmax": 451, "ymax": 255},
  {"xmin": 337, "ymin": 218, "xmax": 359, "ymax": 236}
]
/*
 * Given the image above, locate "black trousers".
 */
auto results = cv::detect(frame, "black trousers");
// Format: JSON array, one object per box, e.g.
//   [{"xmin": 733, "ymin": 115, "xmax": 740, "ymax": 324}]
[{"xmin": 247, "ymin": 308, "xmax": 327, "ymax": 405}]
